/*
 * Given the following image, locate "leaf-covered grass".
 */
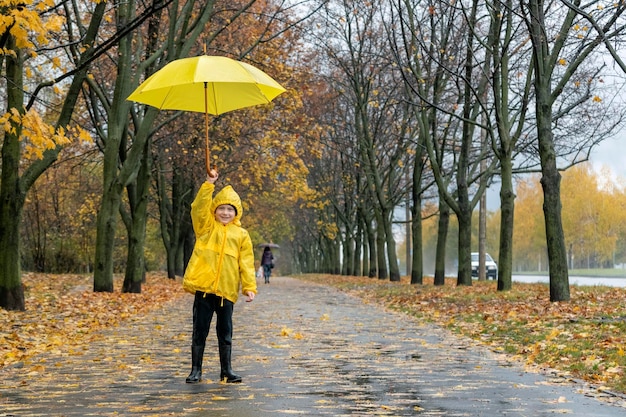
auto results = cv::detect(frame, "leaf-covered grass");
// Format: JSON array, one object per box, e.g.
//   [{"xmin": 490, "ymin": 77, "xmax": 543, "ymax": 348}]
[
  {"xmin": 297, "ymin": 274, "xmax": 626, "ymax": 394},
  {"xmin": 0, "ymin": 272, "xmax": 186, "ymax": 369}
]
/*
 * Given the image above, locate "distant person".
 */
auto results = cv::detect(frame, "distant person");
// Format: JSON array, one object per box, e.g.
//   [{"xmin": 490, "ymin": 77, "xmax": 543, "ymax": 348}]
[
  {"xmin": 261, "ymin": 246, "xmax": 275, "ymax": 284},
  {"xmin": 182, "ymin": 169, "xmax": 257, "ymax": 384}
]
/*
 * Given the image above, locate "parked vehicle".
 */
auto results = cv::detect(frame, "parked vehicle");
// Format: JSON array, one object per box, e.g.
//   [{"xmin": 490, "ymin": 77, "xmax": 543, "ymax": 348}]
[{"xmin": 471, "ymin": 252, "xmax": 498, "ymax": 280}]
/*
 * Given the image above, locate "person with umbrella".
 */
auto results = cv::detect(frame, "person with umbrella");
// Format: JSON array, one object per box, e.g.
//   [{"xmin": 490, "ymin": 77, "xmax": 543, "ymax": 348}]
[
  {"xmin": 182, "ymin": 169, "xmax": 257, "ymax": 384},
  {"xmin": 128, "ymin": 55, "xmax": 283, "ymax": 383},
  {"xmin": 261, "ymin": 246, "xmax": 275, "ymax": 284}
]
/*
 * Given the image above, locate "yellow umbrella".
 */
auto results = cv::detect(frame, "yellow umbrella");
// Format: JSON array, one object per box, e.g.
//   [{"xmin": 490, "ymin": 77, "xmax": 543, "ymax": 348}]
[{"xmin": 127, "ymin": 55, "xmax": 286, "ymax": 174}]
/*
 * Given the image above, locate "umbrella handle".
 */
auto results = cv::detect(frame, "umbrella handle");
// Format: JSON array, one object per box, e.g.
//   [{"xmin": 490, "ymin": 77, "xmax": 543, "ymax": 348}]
[
  {"xmin": 206, "ymin": 147, "xmax": 218, "ymax": 178},
  {"xmin": 204, "ymin": 81, "xmax": 214, "ymax": 177},
  {"xmin": 205, "ymin": 145, "xmax": 211, "ymax": 175},
  {"xmin": 206, "ymin": 159, "xmax": 218, "ymax": 178}
]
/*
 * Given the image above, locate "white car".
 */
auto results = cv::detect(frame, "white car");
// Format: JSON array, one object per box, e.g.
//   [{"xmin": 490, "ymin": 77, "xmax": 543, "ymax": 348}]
[{"xmin": 471, "ymin": 252, "xmax": 498, "ymax": 280}]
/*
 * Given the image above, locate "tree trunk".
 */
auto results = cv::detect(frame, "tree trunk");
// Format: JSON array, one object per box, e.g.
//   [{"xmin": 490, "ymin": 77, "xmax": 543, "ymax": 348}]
[
  {"xmin": 182, "ymin": 215, "xmax": 194, "ymax": 274},
  {"xmin": 93, "ymin": 0, "xmax": 135, "ymax": 292},
  {"xmin": 498, "ymin": 157, "xmax": 515, "ymax": 291},
  {"xmin": 410, "ymin": 183, "xmax": 423, "ymax": 285},
  {"xmin": 383, "ymin": 208, "xmax": 401, "ymax": 282},
  {"xmin": 527, "ymin": 0, "xmax": 570, "ymax": 301},
  {"xmin": 341, "ymin": 236, "xmax": 349, "ymax": 275},
  {"xmin": 407, "ymin": 133, "xmax": 427, "ymax": 285},
  {"xmin": 456, "ymin": 206, "xmax": 473, "ymax": 286},
  {"xmin": 433, "ymin": 197, "xmax": 449, "ymax": 286},
  {"xmin": 364, "ymin": 214, "xmax": 376, "ymax": 277},
  {"xmin": 491, "ymin": 0, "xmax": 522, "ymax": 293},
  {"xmin": 540, "ymin": 151, "xmax": 570, "ymax": 301},
  {"xmin": 455, "ymin": 0, "xmax": 478, "ymax": 288},
  {"xmin": 354, "ymin": 215, "xmax": 363, "ymax": 276},
  {"xmin": 178, "ymin": 175, "xmax": 195, "ymax": 277},
  {"xmin": 122, "ymin": 140, "xmax": 151, "ymax": 293},
  {"xmin": 123, "ymin": 216, "xmax": 146, "ymax": 294},
  {"xmin": 333, "ymin": 236, "xmax": 342, "ymax": 274},
  {"xmin": 478, "ymin": 190, "xmax": 487, "ymax": 281},
  {"xmin": 0, "ymin": 197, "xmax": 25, "ymax": 310},
  {"xmin": 156, "ymin": 155, "xmax": 176, "ymax": 279},
  {"xmin": 0, "ymin": 42, "xmax": 26, "ymax": 311},
  {"xmin": 376, "ymin": 220, "xmax": 387, "ymax": 279},
  {"xmin": 346, "ymin": 236, "xmax": 355, "ymax": 276},
  {"xmin": 94, "ymin": 177, "xmax": 123, "ymax": 292}
]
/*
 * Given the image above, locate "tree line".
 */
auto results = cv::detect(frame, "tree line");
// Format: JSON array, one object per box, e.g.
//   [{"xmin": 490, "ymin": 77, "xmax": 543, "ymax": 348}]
[
  {"xmin": 2, "ymin": 0, "xmax": 626, "ymax": 310},
  {"xmin": 289, "ymin": 0, "xmax": 626, "ymax": 302},
  {"xmin": 403, "ymin": 163, "xmax": 626, "ymax": 274}
]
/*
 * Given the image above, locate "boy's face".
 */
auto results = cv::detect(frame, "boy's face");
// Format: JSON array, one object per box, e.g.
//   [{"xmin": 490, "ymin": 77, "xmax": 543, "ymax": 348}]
[{"xmin": 215, "ymin": 204, "xmax": 236, "ymax": 225}]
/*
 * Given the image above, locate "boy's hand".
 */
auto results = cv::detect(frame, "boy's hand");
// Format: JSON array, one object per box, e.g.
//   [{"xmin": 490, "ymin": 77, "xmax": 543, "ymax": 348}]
[
  {"xmin": 245, "ymin": 291, "xmax": 255, "ymax": 302},
  {"xmin": 206, "ymin": 169, "xmax": 218, "ymax": 183}
]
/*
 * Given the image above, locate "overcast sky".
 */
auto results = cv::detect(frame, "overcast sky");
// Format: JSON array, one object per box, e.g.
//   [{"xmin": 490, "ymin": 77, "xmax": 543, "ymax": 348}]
[
  {"xmin": 484, "ymin": 134, "xmax": 625, "ymax": 209},
  {"xmin": 590, "ymin": 134, "xmax": 626, "ymax": 181}
]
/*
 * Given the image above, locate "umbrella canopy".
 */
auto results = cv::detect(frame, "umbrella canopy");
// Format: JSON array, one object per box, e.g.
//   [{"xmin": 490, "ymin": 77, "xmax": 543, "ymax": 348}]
[
  {"xmin": 127, "ymin": 55, "xmax": 286, "ymax": 174},
  {"xmin": 257, "ymin": 243, "xmax": 280, "ymax": 249},
  {"xmin": 127, "ymin": 55, "xmax": 286, "ymax": 115}
]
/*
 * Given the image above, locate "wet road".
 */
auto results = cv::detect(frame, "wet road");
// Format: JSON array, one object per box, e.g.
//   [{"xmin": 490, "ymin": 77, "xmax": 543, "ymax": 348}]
[
  {"xmin": 513, "ymin": 275, "xmax": 626, "ymax": 287},
  {"xmin": 1, "ymin": 276, "xmax": 625, "ymax": 416}
]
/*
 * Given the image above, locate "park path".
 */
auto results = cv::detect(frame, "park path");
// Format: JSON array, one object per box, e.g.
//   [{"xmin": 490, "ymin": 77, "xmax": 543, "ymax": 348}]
[{"xmin": 1, "ymin": 276, "xmax": 625, "ymax": 416}]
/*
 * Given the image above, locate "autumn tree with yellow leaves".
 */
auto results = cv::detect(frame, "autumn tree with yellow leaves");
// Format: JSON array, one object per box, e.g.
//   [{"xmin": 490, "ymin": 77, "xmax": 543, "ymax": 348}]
[
  {"xmin": 82, "ymin": 0, "xmax": 316, "ymax": 293},
  {"xmin": 86, "ymin": 0, "xmax": 219, "ymax": 293},
  {"xmin": 0, "ymin": 0, "xmax": 108, "ymax": 310},
  {"xmin": 512, "ymin": 176, "xmax": 546, "ymax": 271},
  {"xmin": 141, "ymin": 0, "xmax": 318, "ymax": 281},
  {"xmin": 0, "ymin": 0, "xmax": 320, "ymax": 308},
  {"xmin": 512, "ymin": 165, "xmax": 626, "ymax": 272}
]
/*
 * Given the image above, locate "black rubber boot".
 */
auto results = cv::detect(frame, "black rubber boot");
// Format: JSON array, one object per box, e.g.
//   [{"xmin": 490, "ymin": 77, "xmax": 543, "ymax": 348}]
[
  {"xmin": 219, "ymin": 344, "xmax": 242, "ymax": 383},
  {"xmin": 186, "ymin": 345, "xmax": 204, "ymax": 383}
]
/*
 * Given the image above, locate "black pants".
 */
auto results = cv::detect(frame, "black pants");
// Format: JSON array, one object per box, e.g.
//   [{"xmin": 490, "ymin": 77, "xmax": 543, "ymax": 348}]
[{"xmin": 191, "ymin": 292, "xmax": 234, "ymax": 349}]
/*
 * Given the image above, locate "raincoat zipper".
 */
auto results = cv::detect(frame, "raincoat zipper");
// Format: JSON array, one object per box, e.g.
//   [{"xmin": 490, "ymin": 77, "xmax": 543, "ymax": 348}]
[{"xmin": 213, "ymin": 223, "xmax": 228, "ymax": 305}]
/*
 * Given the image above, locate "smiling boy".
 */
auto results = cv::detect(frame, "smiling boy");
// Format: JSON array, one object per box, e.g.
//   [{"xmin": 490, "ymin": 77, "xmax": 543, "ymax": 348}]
[{"xmin": 182, "ymin": 170, "xmax": 257, "ymax": 383}]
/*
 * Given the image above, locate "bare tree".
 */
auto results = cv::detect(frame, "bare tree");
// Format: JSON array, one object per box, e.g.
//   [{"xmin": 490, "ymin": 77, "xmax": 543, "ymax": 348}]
[
  {"xmin": 522, "ymin": 0, "xmax": 626, "ymax": 301},
  {"xmin": 309, "ymin": 0, "xmax": 413, "ymax": 280}
]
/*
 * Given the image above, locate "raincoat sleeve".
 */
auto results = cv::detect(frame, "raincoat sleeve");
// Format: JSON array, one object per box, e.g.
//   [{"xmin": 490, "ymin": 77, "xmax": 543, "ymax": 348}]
[
  {"xmin": 190, "ymin": 182, "xmax": 215, "ymax": 236},
  {"xmin": 239, "ymin": 232, "xmax": 257, "ymax": 295}
]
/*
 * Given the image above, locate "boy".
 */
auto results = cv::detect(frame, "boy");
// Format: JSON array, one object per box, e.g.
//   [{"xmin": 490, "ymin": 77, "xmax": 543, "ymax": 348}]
[{"xmin": 182, "ymin": 170, "xmax": 257, "ymax": 383}]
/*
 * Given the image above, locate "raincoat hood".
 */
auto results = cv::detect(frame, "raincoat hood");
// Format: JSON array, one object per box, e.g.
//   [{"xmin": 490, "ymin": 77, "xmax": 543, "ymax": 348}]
[{"xmin": 211, "ymin": 185, "xmax": 243, "ymax": 226}]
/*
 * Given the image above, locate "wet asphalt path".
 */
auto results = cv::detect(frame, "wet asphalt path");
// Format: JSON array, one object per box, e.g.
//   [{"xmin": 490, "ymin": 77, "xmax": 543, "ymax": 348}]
[{"xmin": 1, "ymin": 276, "xmax": 625, "ymax": 416}]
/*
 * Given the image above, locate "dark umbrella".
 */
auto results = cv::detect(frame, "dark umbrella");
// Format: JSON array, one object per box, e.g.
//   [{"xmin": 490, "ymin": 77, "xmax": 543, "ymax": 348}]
[{"xmin": 256, "ymin": 243, "xmax": 280, "ymax": 249}]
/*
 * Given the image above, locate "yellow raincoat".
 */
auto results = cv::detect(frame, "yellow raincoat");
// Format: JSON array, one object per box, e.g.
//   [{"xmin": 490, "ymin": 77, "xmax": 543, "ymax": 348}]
[{"xmin": 182, "ymin": 183, "xmax": 257, "ymax": 303}]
